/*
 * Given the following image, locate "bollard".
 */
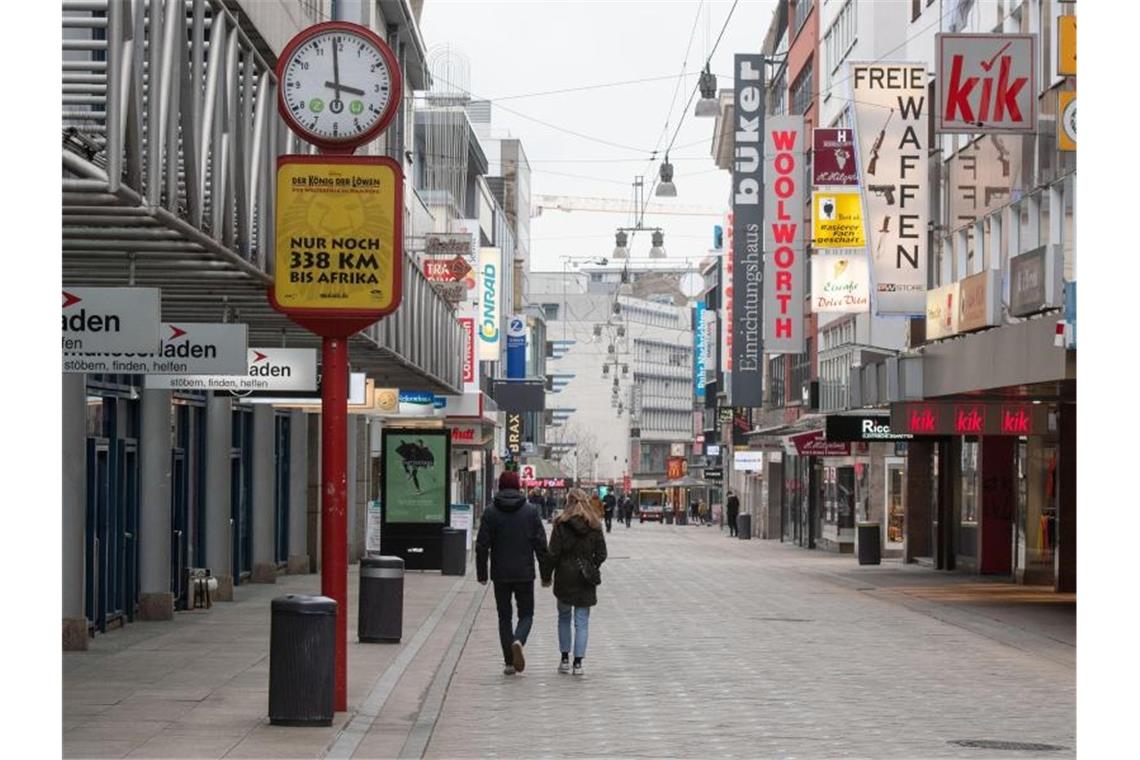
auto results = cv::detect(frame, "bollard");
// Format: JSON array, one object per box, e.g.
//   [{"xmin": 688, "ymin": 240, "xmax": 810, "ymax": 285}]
[{"xmin": 268, "ymin": 595, "xmax": 336, "ymax": 726}]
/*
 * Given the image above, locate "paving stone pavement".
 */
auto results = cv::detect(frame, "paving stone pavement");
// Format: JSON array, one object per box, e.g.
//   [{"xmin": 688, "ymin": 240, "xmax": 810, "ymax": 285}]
[{"xmin": 424, "ymin": 524, "xmax": 1075, "ymax": 760}]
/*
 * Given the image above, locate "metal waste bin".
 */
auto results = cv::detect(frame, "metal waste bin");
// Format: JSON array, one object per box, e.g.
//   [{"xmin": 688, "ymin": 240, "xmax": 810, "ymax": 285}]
[
  {"xmin": 857, "ymin": 522, "xmax": 882, "ymax": 565},
  {"xmin": 737, "ymin": 513, "xmax": 752, "ymax": 540},
  {"xmin": 359, "ymin": 556, "xmax": 404, "ymax": 643},
  {"xmin": 665, "ymin": 512, "xmax": 674, "ymax": 524},
  {"xmin": 441, "ymin": 528, "xmax": 467, "ymax": 576},
  {"xmin": 269, "ymin": 595, "xmax": 336, "ymax": 726}
]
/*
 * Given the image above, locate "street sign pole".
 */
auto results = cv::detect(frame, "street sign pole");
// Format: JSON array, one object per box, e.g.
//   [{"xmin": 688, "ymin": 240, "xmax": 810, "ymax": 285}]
[{"xmin": 320, "ymin": 335, "xmax": 349, "ymax": 711}]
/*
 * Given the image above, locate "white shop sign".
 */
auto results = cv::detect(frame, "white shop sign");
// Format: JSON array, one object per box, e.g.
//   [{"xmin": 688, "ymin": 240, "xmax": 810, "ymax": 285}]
[
  {"xmin": 145, "ymin": 348, "xmax": 317, "ymax": 392},
  {"xmin": 62, "ymin": 287, "xmax": 161, "ymax": 353},
  {"xmin": 63, "ymin": 323, "xmax": 248, "ymax": 375}
]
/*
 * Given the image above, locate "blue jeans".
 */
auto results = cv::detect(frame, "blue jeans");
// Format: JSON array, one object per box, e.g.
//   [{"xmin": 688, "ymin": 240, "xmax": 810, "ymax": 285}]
[{"xmin": 557, "ymin": 602, "xmax": 591, "ymax": 659}]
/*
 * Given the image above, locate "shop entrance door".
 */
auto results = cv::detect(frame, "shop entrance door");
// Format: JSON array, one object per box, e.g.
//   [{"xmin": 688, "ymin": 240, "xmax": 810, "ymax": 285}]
[
  {"xmin": 85, "ymin": 438, "xmax": 140, "ymax": 633},
  {"xmin": 274, "ymin": 413, "xmax": 291, "ymax": 565}
]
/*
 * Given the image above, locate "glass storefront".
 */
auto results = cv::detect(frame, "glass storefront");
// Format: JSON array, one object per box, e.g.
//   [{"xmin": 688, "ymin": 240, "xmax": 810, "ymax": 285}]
[
  {"xmin": 959, "ymin": 438, "xmax": 980, "ymax": 563},
  {"xmin": 1014, "ymin": 436, "xmax": 1059, "ymax": 585},
  {"xmin": 885, "ymin": 457, "xmax": 906, "ymax": 547}
]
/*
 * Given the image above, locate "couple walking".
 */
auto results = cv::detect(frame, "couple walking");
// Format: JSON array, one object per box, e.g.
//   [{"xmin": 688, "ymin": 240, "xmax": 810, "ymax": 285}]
[{"xmin": 476, "ymin": 471, "xmax": 606, "ymax": 676}]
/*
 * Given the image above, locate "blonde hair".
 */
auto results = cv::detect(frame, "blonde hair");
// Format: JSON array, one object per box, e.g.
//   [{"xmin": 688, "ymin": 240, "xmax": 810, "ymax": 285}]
[{"xmin": 557, "ymin": 488, "xmax": 602, "ymax": 530}]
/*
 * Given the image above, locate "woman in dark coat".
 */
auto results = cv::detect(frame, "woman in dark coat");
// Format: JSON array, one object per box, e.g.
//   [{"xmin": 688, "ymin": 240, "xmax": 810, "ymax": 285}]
[{"xmin": 540, "ymin": 488, "xmax": 607, "ymax": 676}]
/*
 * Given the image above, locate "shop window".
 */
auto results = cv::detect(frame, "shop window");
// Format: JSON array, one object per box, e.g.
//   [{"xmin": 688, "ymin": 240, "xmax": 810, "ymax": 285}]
[
  {"xmin": 791, "ymin": 61, "xmax": 814, "ymax": 116},
  {"xmin": 791, "ymin": 0, "xmax": 814, "ymax": 37},
  {"xmin": 959, "ymin": 439, "xmax": 980, "ymax": 559}
]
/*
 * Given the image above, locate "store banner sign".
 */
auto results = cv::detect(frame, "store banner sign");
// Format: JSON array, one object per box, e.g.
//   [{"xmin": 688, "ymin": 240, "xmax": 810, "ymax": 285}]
[
  {"xmin": 398, "ymin": 389, "xmax": 436, "ymax": 416},
  {"xmin": 1010, "ymin": 245, "xmax": 1063, "ymax": 317},
  {"xmin": 506, "ymin": 413, "xmax": 523, "ymax": 456},
  {"xmin": 957, "ymin": 269, "xmax": 1001, "ymax": 333},
  {"xmin": 704, "ymin": 466, "xmax": 724, "ymax": 481},
  {"xmin": 936, "ymin": 34, "xmax": 1037, "ymax": 134},
  {"xmin": 1058, "ymin": 91, "xmax": 1076, "ymax": 152},
  {"xmin": 851, "ymin": 63, "xmax": 929, "ymax": 315},
  {"xmin": 762, "ymin": 114, "xmax": 805, "ymax": 355},
  {"xmin": 64, "ymin": 322, "xmax": 248, "ymax": 375},
  {"xmin": 721, "ymin": 216, "xmax": 733, "ymax": 377},
  {"xmin": 666, "ymin": 456, "xmax": 686, "ymax": 481},
  {"xmin": 694, "ymin": 302, "xmax": 707, "ymax": 400},
  {"xmin": 925, "ymin": 281, "xmax": 960, "ymax": 340},
  {"xmin": 812, "ymin": 128, "xmax": 858, "ymax": 185},
  {"xmin": 145, "ymin": 348, "xmax": 317, "ymax": 392},
  {"xmin": 791, "ymin": 430, "xmax": 851, "ymax": 456},
  {"xmin": 477, "ymin": 247, "xmax": 502, "ymax": 360},
  {"xmin": 812, "ymin": 191, "xmax": 866, "ymax": 248},
  {"xmin": 731, "ymin": 53, "xmax": 767, "ymax": 401},
  {"xmin": 811, "ymin": 255, "xmax": 870, "ymax": 313},
  {"xmin": 458, "ymin": 310, "xmax": 477, "ymax": 391},
  {"xmin": 825, "ymin": 414, "xmax": 912, "ymax": 442},
  {"xmin": 506, "ymin": 315, "xmax": 526, "ymax": 380},
  {"xmin": 702, "ymin": 308, "xmax": 718, "ymax": 385},
  {"xmin": 891, "ymin": 401, "xmax": 1048, "ymax": 436},
  {"xmin": 62, "ymin": 287, "xmax": 161, "ymax": 353},
  {"xmin": 1058, "ymin": 16, "xmax": 1076, "ymax": 76}
]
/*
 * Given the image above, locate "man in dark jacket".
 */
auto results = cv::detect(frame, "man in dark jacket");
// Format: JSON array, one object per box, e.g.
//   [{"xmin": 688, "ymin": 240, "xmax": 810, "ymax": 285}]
[
  {"xmin": 602, "ymin": 491, "xmax": 616, "ymax": 533},
  {"xmin": 620, "ymin": 494, "xmax": 634, "ymax": 528},
  {"xmin": 476, "ymin": 470, "xmax": 549, "ymax": 675},
  {"xmin": 726, "ymin": 490, "xmax": 741, "ymax": 537}
]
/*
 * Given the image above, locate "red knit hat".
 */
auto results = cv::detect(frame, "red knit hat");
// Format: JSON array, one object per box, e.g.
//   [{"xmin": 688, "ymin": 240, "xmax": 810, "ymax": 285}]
[{"xmin": 498, "ymin": 470, "xmax": 521, "ymax": 490}]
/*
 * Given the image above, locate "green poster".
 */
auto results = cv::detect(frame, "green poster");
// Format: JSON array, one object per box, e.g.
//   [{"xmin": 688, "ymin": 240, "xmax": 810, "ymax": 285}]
[{"xmin": 384, "ymin": 432, "xmax": 448, "ymax": 523}]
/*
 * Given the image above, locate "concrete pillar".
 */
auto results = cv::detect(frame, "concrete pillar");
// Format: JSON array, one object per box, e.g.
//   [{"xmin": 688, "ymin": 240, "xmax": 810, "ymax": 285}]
[
  {"xmin": 287, "ymin": 409, "xmax": 310, "ymax": 574},
  {"xmin": 205, "ymin": 396, "xmax": 234, "ymax": 600},
  {"xmin": 62, "ymin": 374, "xmax": 88, "ymax": 650},
  {"xmin": 138, "ymin": 390, "xmax": 173, "ymax": 621},
  {"xmin": 250, "ymin": 405, "xmax": 277, "ymax": 583},
  {"xmin": 1056, "ymin": 403, "xmax": 1076, "ymax": 592},
  {"xmin": 306, "ymin": 412, "xmax": 320, "ymax": 573},
  {"xmin": 905, "ymin": 439, "xmax": 933, "ymax": 562},
  {"xmin": 979, "ymin": 436, "xmax": 1015, "ymax": 575}
]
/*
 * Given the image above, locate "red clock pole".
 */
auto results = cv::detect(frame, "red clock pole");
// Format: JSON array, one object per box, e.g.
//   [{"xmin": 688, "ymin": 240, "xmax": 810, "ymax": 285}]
[{"xmin": 320, "ymin": 335, "xmax": 349, "ymax": 712}]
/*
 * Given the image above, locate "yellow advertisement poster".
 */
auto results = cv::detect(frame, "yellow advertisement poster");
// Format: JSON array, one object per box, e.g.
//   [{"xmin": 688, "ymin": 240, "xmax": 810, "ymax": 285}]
[
  {"xmin": 274, "ymin": 156, "xmax": 402, "ymax": 314},
  {"xmin": 1057, "ymin": 15, "xmax": 1076, "ymax": 76},
  {"xmin": 1058, "ymin": 91, "xmax": 1075, "ymax": 152},
  {"xmin": 812, "ymin": 191, "xmax": 866, "ymax": 249}
]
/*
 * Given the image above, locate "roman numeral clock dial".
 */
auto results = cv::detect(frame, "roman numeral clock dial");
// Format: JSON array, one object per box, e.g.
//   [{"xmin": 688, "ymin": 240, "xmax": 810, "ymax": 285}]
[{"xmin": 277, "ymin": 22, "xmax": 401, "ymax": 151}]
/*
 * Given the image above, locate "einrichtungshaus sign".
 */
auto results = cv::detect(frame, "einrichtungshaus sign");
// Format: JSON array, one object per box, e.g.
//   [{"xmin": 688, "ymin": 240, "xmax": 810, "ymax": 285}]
[{"xmin": 731, "ymin": 54, "xmax": 765, "ymax": 405}]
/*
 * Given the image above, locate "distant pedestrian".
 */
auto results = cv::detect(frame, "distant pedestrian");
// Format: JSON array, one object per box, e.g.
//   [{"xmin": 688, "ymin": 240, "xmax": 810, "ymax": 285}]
[
  {"xmin": 690, "ymin": 496, "xmax": 699, "ymax": 522},
  {"xmin": 620, "ymin": 494, "xmax": 634, "ymax": 528},
  {"xmin": 544, "ymin": 492, "xmax": 556, "ymax": 521},
  {"xmin": 726, "ymin": 490, "xmax": 740, "ymax": 537},
  {"xmin": 540, "ymin": 488, "xmax": 607, "ymax": 676},
  {"xmin": 698, "ymin": 500, "xmax": 709, "ymax": 526},
  {"xmin": 476, "ymin": 470, "xmax": 549, "ymax": 675},
  {"xmin": 602, "ymin": 491, "xmax": 616, "ymax": 533}
]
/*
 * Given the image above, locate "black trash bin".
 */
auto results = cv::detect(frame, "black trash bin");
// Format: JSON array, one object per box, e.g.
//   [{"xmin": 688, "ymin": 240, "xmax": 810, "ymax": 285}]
[
  {"xmin": 359, "ymin": 556, "xmax": 404, "ymax": 643},
  {"xmin": 857, "ymin": 522, "xmax": 882, "ymax": 565},
  {"xmin": 665, "ymin": 512, "xmax": 674, "ymax": 524},
  {"xmin": 737, "ymin": 513, "xmax": 752, "ymax": 540},
  {"xmin": 441, "ymin": 528, "xmax": 467, "ymax": 576},
  {"xmin": 269, "ymin": 594, "xmax": 336, "ymax": 726}
]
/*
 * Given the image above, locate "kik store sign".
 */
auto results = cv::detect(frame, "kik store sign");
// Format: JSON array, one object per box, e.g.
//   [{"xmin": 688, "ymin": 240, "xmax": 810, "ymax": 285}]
[{"xmin": 890, "ymin": 402, "xmax": 1048, "ymax": 436}]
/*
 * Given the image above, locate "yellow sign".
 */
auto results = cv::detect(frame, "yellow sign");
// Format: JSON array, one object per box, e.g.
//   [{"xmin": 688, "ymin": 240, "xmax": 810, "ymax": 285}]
[
  {"xmin": 1058, "ymin": 91, "xmax": 1076, "ymax": 151},
  {"xmin": 274, "ymin": 156, "xmax": 402, "ymax": 314},
  {"xmin": 1057, "ymin": 15, "xmax": 1076, "ymax": 76},
  {"xmin": 812, "ymin": 191, "xmax": 866, "ymax": 249}
]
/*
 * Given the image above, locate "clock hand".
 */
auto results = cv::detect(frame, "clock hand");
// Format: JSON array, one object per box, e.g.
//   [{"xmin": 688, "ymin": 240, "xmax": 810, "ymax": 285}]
[
  {"xmin": 324, "ymin": 81, "xmax": 365, "ymax": 96},
  {"xmin": 331, "ymin": 37, "xmax": 341, "ymax": 95}
]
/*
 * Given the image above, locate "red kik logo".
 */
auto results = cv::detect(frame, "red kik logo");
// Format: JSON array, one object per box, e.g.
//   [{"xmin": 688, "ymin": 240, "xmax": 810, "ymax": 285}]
[
  {"xmin": 1001, "ymin": 407, "xmax": 1031, "ymax": 434},
  {"xmin": 944, "ymin": 47, "xmax": 1028, "ymax": 126},
  {"xmin": 954, "ymin": 406, "xmax": 985, "ymax": 434},
  {"xmin": 909, "ymin": 407, "xmax": 937, "ymax": 433}
]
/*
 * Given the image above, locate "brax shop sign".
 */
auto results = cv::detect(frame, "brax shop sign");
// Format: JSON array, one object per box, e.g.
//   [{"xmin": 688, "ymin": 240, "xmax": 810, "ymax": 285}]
[
  {"xmin": 146, "ymin": 348, "xmax": 317, "ymax": 392},
  {"xmin": 936, "ymin": 34, "xmax": 1036, "ymax": 134},
  {"xmin": 825, "ymin": 415, "xmax": 912, "ymax": 442}
]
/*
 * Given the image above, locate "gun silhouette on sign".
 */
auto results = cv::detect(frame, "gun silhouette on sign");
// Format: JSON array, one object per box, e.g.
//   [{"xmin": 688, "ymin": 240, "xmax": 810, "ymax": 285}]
[
  {"xmin": 868, "ymin": 184, "xmax": 896, "ymax": 205},
  {"xmin": 866, "ymin": 109, "xmax": 894, "ymax": 176}
]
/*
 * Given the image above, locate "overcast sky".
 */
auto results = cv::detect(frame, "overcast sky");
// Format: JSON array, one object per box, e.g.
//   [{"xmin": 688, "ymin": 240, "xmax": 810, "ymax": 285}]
[{"xmin": 419, "ymin": 0, "xmax": 778, "ymax": 273}]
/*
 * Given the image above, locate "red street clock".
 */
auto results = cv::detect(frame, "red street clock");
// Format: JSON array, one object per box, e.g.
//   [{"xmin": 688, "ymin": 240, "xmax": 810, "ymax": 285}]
[{"xmin": 276, "ymin": 21, "xmax": 402, "ymax": 153}]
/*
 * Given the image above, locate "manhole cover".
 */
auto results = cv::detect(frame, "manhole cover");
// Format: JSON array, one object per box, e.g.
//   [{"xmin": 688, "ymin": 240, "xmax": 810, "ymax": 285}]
[{"xmin": 949, "ymin": 740, "xmax": 1068, "ymax": 752}]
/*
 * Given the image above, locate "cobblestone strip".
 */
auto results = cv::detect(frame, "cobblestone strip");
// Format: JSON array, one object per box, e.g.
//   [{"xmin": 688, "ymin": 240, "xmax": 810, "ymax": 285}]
[
  {"xmin": 324, "ymin": 576, "xmax": 467, "ymax": 759},
  {"xmin": 397, "ymin": 581, "xmax": 490, "ymax": 759}
]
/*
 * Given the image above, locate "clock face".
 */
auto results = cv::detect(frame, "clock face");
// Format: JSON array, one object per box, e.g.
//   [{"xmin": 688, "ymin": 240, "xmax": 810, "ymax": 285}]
[{"xmin": 281, "ymin": 27, "xmax": 395, "ymax": 144}]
